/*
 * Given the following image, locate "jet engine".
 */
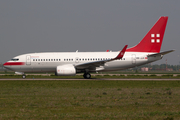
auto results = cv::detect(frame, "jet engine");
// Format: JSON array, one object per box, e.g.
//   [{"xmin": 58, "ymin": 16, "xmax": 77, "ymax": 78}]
[{"xmin": 55, "ymin": 64, "xmax": 76, "ymax": 76}]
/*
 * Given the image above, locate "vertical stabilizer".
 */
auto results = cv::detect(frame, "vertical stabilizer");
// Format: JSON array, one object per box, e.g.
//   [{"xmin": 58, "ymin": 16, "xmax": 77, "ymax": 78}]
[{"xmin": 126, "ymin": 16, "xmax": 168, "ymax": 53}]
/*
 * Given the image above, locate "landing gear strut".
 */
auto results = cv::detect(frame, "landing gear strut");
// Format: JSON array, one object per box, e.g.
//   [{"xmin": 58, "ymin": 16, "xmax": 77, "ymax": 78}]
[{"xmin": 83, "ymin": 73, "xmax": 91, "ymax": 79}]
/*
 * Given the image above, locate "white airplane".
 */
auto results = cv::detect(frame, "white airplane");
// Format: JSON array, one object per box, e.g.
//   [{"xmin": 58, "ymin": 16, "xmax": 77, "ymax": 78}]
[{"xmin": 3, "ymin": 16, "xmax": 174, "ymax": 79}]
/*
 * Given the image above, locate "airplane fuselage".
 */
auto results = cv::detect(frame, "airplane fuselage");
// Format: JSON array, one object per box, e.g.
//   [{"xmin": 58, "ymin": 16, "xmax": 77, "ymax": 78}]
[{"xmin": 4, "ymin": 51, "xmax": 161, "ymax": 73}]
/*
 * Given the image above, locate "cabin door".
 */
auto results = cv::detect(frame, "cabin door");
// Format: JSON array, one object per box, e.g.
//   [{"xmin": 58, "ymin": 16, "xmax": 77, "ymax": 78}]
[
  {"xmin": 132, "ymin": 54, "xmax": 136, "ymax": 64},
  {"xmin": 26, "ymin": 55, "xmax": 31, "ymax": 65}
]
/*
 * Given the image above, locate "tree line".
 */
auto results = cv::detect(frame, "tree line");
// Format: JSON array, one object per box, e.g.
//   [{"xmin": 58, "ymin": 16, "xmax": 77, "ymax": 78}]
[{"xmin": 136, "ymin": 64, "xmax": 180, "ymax": 71}]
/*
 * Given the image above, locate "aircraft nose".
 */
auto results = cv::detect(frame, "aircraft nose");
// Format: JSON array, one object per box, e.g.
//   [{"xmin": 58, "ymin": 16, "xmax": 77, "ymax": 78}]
[
  {"xmin": 3, "ymin": 62, "xmax": 15, "ymax": 70},
  {"xmin": 3, "ymin": 62, "xmax": 7, "ymax": 66},
  {"xmin": 3, "ymin": 62, "xmax": 24, "ymax": 66},
  {"xmin": 3, "ymin": 62, "xmax": 9, "ymax": 68},
  {"xmin": 3, "ymin": 62, "xmax": 10, "ymax": 66}
]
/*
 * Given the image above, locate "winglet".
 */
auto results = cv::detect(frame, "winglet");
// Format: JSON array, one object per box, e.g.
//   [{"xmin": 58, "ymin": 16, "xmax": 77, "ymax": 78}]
[{"xmin": 114, "ymin": 45, "xmax": 128, "ymax": 60}]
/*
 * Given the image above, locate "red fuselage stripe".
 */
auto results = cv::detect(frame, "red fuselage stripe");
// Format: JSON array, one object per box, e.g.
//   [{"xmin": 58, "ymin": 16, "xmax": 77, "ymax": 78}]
[{"xmin": 3, "ymin": 62, "xmax": 25, "ymax": 66}]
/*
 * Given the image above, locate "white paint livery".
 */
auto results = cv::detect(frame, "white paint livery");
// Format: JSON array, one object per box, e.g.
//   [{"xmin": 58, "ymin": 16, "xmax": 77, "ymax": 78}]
[{"xmin": 3, "ymin": 51, "xmax": 173, "ymax": 79}]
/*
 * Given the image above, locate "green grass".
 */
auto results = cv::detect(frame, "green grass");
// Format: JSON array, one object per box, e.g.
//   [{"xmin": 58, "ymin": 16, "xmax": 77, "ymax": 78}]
[
  {"xmin": 0, "ymin": 80, "xmax": 180, "ymax": 119},
  {"xmin": 1, "ymin": 74, "xmax": 180, "ymax": 79}
]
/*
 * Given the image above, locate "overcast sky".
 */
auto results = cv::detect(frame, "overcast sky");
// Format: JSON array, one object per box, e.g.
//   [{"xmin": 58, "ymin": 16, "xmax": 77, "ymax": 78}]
[{"xmin": 0, "ymin": 0, "xmax": 180, "ymax": 65}]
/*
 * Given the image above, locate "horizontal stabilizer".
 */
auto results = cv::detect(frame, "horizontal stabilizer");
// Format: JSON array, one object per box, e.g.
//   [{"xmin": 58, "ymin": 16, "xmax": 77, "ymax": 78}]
[{"xmin": 148, "ymin": 50, "xmax": 174, "ymax": 57}]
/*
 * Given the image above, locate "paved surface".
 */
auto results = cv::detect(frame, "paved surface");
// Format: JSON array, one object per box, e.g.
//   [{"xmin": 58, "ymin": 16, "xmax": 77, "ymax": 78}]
[
  {"xmin": 0, "ymin": 78, "xmax": 180, "ymax": 81},
  {"xmin": 0, "ymin": 74, "xmax": 179, "ymax": 76}
]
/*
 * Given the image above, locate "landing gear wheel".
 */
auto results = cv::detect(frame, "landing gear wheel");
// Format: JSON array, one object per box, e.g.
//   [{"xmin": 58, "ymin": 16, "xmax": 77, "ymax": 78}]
[
  {"xmin": 22, "ymin": 75, "xmax": 26, "ymax": 79},
  {"xmin": 83, "ymin": 73, "xmax": 91, "ymax": 79}
]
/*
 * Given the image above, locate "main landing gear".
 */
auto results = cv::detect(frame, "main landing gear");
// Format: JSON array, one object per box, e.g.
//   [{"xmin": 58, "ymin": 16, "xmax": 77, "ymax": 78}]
[{"xmin": 83, "ymin": 73, "xmax": 91, "ymax": 79}]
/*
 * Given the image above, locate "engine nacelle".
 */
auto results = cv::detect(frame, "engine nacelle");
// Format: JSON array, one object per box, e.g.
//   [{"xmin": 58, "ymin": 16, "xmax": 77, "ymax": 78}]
[{"xmin": 56, "ymin": 64, "xmax": 76, "ymax": 76}]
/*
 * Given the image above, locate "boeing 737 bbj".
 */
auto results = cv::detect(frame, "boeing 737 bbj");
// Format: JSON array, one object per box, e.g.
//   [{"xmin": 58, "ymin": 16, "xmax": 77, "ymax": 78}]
[{"xmin": 3, "ymin": 16, "xmax": 174, "ymax": 79}]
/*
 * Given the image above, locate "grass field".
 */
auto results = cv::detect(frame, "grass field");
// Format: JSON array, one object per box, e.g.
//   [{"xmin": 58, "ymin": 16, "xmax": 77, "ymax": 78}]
[
  {"xmin": 0, "ymin": 80, "xmax": 180, "ymax": 120},
  {"xmin": 0, "ymin": 74, "xmax": 180, "ymax": 79}
]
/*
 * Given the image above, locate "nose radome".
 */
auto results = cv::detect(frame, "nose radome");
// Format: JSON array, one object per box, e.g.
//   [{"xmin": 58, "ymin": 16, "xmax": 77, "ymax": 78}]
[{"xmin": 3, "ymin": 62, "xmax": 8, "ymax": 66}]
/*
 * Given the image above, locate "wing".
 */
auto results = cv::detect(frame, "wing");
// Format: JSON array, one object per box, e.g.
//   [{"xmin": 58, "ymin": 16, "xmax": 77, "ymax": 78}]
[{"xmin": 75, "ymin": 45, "xmax": 128, "ymax": 70}]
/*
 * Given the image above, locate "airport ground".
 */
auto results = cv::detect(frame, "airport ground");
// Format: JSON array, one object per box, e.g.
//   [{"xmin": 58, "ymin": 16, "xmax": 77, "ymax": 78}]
[
  {"xmin": 0, "ymin": 77, "xmax": 180, "ymax": 119},
  {"xmin": 1, "ymin": 72, "xmax": 180, "ymax": 80}
]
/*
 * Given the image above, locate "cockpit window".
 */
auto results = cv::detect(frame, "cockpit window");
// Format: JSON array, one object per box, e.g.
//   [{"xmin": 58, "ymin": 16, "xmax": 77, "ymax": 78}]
[{"xmin": 11, "ymin": 58, "xmax": 19, "ymax": 61}]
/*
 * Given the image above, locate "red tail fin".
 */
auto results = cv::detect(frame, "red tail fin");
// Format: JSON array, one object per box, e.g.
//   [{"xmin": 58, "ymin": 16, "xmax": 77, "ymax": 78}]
[{"xmin": 126, "ymin": 16, "xmax": 168, "ymax": 53}]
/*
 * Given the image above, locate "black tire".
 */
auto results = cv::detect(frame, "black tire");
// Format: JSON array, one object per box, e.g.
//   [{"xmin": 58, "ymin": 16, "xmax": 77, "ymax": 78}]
[
  {"xmin": 83, "ymin": 73, "xmax": 86, "ymax": 79},
  {"xmin": 22, "ymin": 75, "xmax": 26, "ymax": 79},
  {"xmin": 83, "ymin": 73, "xmax": 91, "ymax": 79}
]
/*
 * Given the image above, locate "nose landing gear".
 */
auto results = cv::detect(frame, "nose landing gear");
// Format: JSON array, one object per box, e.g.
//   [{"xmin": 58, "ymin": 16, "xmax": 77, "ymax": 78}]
[{"xmin": 22, "ymin": 74, "xmax": 26, "ymax": 79}]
